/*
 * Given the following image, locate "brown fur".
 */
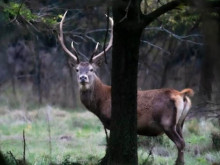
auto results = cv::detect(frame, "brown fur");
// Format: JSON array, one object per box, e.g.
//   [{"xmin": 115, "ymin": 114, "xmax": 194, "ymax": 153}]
[
  {"xmin": 59, "ymin": 12, "xmax": 193, "ymax": 163},
  {"xmin": 179, "ymin": 88, "xmax": 194, "ymax": 96},
  {"xmin": 80, "ymin": 76, "xmax": 193, "ymax": 164}
]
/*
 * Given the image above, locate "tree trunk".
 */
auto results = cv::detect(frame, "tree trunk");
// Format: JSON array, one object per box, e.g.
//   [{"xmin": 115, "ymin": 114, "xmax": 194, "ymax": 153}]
[
  {"xmin": 107, "ymin": 0, "xmax": 198, "ymax": 164},
  {"xmin": 108, "ymin": 24, "xmax": 142, "ymax": 165},
  {"xmin": 107, "ymin": 1, "xmax": 142, "ymax": 164}
]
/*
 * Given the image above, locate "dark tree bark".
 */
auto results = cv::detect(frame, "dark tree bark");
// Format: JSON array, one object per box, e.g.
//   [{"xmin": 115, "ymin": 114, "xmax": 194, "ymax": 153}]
[
  {"xmin": 106, "ymin": 0, "xmax": 220, "ymax": 164},
  {"xmin": 108, "ymin": 1, "xmax": 143, "ymax": 163},
  {"xmin": 107, "ymin": 0, "xmax": 189, "ymax": 164}
]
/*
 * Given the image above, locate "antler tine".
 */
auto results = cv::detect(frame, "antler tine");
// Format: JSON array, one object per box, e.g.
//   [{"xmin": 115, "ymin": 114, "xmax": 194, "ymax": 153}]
[
  {"xmin": 91, "ymin": 16, "xmax": 113, "ymax": 62},
  {"xmin": 71, "ymin": 41, "xmax": 80, "ymax": 63},
  {"xmin": 89, "ymin": 42, "xmax": 99, "ymax": 63},
  {"xmin": 58, "ymin": 11, "xmax": 79, "ymax": 63}
]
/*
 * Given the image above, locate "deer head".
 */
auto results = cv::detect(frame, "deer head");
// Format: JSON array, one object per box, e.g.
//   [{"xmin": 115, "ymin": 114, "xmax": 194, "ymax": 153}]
[{"xmin": 58, "ymin": 11, "xmax": 113, "ymax": 91}]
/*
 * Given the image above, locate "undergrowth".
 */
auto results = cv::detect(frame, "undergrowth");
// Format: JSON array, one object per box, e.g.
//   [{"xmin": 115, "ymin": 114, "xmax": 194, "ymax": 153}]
[{"xmin": 0, "ymin": 105, "xmax": 219, "ymax": 165}]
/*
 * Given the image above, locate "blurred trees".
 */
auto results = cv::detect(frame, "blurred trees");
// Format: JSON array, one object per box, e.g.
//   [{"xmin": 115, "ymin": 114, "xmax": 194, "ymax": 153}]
[
  {"xmin": 0, "ymin": 0, "xmax": 219, "ymax": 117},
  {"xmin": 0, "ymin": 0, "xmax": 110, "ymax": 108},
  {"xmin": 0, "ymin": 0, "xmax": 219, "ymax": 122}
]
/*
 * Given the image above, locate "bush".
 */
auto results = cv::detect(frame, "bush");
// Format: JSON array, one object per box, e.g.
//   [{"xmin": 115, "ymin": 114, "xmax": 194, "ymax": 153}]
[
  {"xmin": 187, "ymin": 119, "xmax": 200, "ymax": 135},
  {"xmin": 212, "ymin": 132, "xmax": 220, "ymax": 150}
]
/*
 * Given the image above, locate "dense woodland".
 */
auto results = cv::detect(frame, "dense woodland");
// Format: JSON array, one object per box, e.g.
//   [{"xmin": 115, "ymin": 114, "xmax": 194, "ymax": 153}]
[
  {"xmin": 0, "ymin": 0, "xmax": 219, "ymax": 110},
  {"xmin": 0, "ymin": 0, "xmax": 220, "ymax": 165}
]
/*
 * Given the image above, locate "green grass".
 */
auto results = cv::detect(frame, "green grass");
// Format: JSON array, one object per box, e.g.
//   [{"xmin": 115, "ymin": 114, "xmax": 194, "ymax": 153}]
[
  {"xmin": 0, "ymin": 105, "xmax": 220, "ymax": 165},
  {"xmin": 0, "ymin": 106, "xmax": 105, "ymax": 164}
]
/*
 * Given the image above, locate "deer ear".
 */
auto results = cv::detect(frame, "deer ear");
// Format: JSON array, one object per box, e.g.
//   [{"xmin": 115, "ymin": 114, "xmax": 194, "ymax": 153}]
[{"xmin": 68, "ymin": 58, "xmax": 78, "ymax": 68}]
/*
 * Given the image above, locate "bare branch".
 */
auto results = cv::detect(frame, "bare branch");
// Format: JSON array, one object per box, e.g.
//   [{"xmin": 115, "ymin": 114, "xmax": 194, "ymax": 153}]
[
  {"xmin": 141, "ymin": 40, "xmax": 171, "ymax": 55},
  {"xmin": 85, "ymin": 30, "xmax": 111, "ymax": 44},
  {"xmin": 85, "ymin": 34, "xmax": 100, "ymax": 44},
  {"xmin": 7, "ymin": 151, "xmax": 18, "ymax": 165},
  {"xmin": 140, "ymin": 0, "xmax": 220, "ymax": 28},
  {"xmin": 161, "ymin": 27, "xmax": 204, "ymax": 45},
  {"xmin": 86, "ymin": 29, "xmax": 108, "ymax": 34},
  {"xmin": 144, "ymin": 26, "xmax": 204, "ymax": 45},
  {"xmin": 46, "ymin": 106, "xmax": 52, "ymax": 163},
  {"xmin": 10, "ymin": 0, "xmax": 25, "ymax": 23},
  {"xmin": 141, "ymin": 0, "xmax": 183, "ymax": 27},
  {"xmin": 23, "ymin": 130, "xmax": 26, "ymax": 163},
  {"xmin": 119, "ymin": 0, "xmax": 132, "ymax": 23},
  {"xmin": 104, "ymin": 9, "xmax": 110, "ymax": 64}
]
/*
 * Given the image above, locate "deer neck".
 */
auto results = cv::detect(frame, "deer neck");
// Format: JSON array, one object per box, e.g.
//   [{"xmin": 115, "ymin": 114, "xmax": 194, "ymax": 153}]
[{"xmin": 79, "ymin": 76, "xmax": 110, "ymax": 116}]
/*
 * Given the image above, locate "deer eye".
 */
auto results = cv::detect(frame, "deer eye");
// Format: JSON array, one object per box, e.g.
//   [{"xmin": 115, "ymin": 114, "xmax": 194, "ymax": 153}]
[
  {"xmin": 90, "ymin": 68, "xmax": 93, "ymax": 72},
  {"xmin": 76, "ymin": 68, "xmax": 79, "ymax": 72}
]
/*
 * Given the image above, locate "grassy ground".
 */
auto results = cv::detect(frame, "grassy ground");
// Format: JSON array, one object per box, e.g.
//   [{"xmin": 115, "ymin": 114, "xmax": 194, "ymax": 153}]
[{"xmin": 0, "ymin": 105, "xmax": 220, "ymax": 165}]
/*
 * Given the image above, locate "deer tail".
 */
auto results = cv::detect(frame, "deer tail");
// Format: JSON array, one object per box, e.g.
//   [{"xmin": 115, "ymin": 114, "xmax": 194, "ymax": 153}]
[
  {"xmin": 180, "ymin": 88, "xmax": 194, "ymax": 97},
  {"xmin": 177, "ymin": 88, "xmax": 194, "ymax": 125}
]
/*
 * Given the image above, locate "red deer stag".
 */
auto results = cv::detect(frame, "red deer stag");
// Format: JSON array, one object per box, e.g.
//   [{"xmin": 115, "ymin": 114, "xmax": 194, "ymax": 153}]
[{"xmin": 58, "ymin": 11, "xmax": 194, "ymax": 165}]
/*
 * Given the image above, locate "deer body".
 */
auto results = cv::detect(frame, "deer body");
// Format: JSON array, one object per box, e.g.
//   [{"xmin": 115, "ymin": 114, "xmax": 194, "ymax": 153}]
[
  {"xmin": 77, "ymin": 72, "xmax": 193, "ymax": 165},
  {"xmin": 59, "ymin": 11, "xmax": 193, "ymax": 164},
  {"xmin": 78, "ymin": 73, "xmax": 192, "ymax": 137},
  {"xmin": 79, "ymin": 75, "xmax": 112, "ymax": 129}
]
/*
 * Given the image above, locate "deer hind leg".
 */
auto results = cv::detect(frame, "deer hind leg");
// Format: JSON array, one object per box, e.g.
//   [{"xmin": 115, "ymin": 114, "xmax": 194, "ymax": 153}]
[
  {"xmin": 163, "ymin": 126, "xmax": 185, "ymax": 165},
  {"xmin": 176, "ymin": 119, "xmax": 185, "ymax": 138}
]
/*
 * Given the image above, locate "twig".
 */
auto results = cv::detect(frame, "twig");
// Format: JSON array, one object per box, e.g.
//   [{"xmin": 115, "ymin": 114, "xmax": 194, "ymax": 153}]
[
  {"xmin": 86, "ymin": 29, "xmax": 108, "ymax": 34},
  {"xmin": 23, "ymin": 129, "xmax": 26, "ymax": 163},
  {"xmin": 84, "ymin": 34, "xmax": 99, "ymax": 44},
  {"xmin": 161, "ymin": 26, "xmax": 204, "ymax": 45},
  {"xmin": 146, "ymin": 145, "xmax": 154, "ymax": 160},
  {"xmin": 144, "ymin": 26, "xmax": 204, "ymax": 45},
  {"xmin": 10, "ymin": 0, "xmax": 25, "ymax": 23},
  {"xmin": 72, "ymin": 34, "xmax": 87, "ymax": 42},
  {"xmin": 7, "ymin": 151, "xmax": 18, "ymax": 165},
  {"xmin": 141, "ymin": 39, "xmax": 171, "ymax": 55},
  {"xmin": 104, "ymin": 7, "xmax": 110, "ymax": 64},
  {"xmin": 119, "ymin": 0, "xmax": 132, "ymax": 23},
  {"xmin": 46, "ymin": 106, "xmax": 52, "ymax": 163}
]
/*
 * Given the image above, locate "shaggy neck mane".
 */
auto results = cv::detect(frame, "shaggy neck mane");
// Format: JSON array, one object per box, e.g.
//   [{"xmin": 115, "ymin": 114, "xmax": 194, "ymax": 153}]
[{"xmin": 79, "ymin": 75, "xmax": 110, "ymax": 117}]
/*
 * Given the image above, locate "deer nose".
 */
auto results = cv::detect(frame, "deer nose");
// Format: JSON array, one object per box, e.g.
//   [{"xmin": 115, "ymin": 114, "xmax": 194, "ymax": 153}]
[{"xmin": 80, "ymin": 75, "xmax": 88, "ymax": 82}]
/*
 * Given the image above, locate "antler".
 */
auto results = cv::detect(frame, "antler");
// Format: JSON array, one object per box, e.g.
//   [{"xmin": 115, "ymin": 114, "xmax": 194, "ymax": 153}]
[
  {"xmin": 58, "ymin": 11, "xmax": 79, "ymax": 63},
  {"xmin": 89, "ymin": 42, "xmax": 99, "ymax": 62},
  {"xmin": 89, "ymin": 16, "xmax": 113, "ymax": 63}
]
